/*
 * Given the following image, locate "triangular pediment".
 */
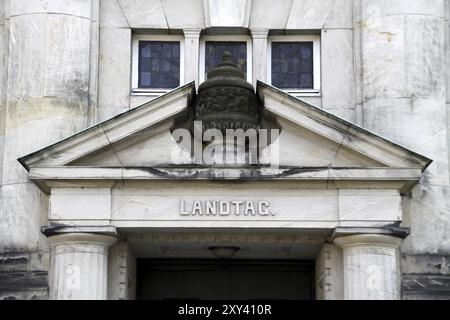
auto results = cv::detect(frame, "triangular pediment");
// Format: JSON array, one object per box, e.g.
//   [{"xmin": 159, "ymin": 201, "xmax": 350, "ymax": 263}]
[{"xmin": 18, "ymin": 81, "xmax": 431, "ymax": 192}]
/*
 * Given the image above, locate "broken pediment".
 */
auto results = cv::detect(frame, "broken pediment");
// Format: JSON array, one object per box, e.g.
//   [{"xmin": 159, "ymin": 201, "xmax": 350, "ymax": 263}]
[
  {"xmin": 18, "ymin": 79, "xmax": 431, "ymax": 194},
  {"xmin": 67, "ymin": 111, "xmax": 384, "ymax": 169}
]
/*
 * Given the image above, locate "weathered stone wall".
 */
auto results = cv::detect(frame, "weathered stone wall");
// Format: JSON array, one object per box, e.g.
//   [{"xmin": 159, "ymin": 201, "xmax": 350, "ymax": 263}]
[
  {"xmin": 97, "ymin": 0, "xmax": 355, "ymax": 120},
  {"xmin": 108, "ymin": 242, "xmax": 136, "ymax": 300},
  {"xmin": 353, "ymin": 0, "xmax": 450, "ymax": 299},
  {"xmin": 1, "ymin": 0, "xmax": 449, "ymax": 300},
  {"xmin": 0, "ymin": 0, "xmax": 6, "ymax": 189},
  {"xmin": 315, "ymin": 244, "xmax": 343, "ymax": 300},
  {"xmin": 0, "ymin": 0, "xmax": 94, "ymax": 299}
]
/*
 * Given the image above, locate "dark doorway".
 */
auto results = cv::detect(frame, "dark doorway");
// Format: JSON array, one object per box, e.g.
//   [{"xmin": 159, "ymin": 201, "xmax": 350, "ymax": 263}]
[{"xmin": 136, "ymin": 259, "xmax": 315, "ymax": 300}]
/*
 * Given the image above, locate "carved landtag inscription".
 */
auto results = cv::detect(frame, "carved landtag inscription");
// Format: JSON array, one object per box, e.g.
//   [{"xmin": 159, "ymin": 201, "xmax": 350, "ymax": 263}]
[{"xmin": 180, "ymin": 200, "xmax": 275, "ymax": 216}]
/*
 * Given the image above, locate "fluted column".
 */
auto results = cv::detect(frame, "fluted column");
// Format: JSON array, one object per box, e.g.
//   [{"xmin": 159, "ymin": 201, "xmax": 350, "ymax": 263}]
[
  {"xmin": 334, "ymin": 234, "xmax": 403, "ymax": 300},
  {"xmin": 251, "ymin": 29, "xmax": 269, "ymax": 87},
  {"xmin": 183, "ymin": 28, "xmax": 201, "ymax": 85},
  {"xmin": 49, "ymin": 233, "xmax": 117, "ymax": 300}
]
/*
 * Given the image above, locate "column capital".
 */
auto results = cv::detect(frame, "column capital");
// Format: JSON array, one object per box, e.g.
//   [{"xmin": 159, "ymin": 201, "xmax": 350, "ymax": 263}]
[
  {"xmin": 334, "ymin": 234, "xmax": 403, "ymax": 249},
  {"xmin": 183, "ymin": 28, "xmax": 202, "ymax": 38},
  {"xmin": 43, "ymin": 225, "xmax": 118, "ymax": 247},
  {"xmin": 42, "ymin": 225, "xmax": 117, "ymax": 237},
  {"xmin": 250, "ymin": 28, "xmax": 269, "ymax": 39},
  {"xmin": 46, "ymin": 226, "xmax": 117, "ymax": 299},
  {"xmin": 331, "ymin": 226, "xmax": 409, "ymax": 241},
  {"xmin": 334, "ymin": 228, "xmax": 405, "ymax": 300},
  {"xmin": 48, "ymin": 233, "xmax": 117, "ymax": 248}
]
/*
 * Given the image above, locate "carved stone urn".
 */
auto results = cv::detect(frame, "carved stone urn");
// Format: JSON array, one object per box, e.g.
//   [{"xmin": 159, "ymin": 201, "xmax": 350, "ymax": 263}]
[
  {"xmin": 193, "ymin": 52, "xmax": 261, "ymax": 165},
  {"xmin": 194, "ymin": 51, "xmax": 261, "ymax": 134}
]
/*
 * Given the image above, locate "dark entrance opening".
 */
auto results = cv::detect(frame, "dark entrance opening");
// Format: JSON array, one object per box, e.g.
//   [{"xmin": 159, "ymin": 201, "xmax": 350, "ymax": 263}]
[{"xmin": 136, "ymin": 259, "xmax": 315, "ymax": 300}]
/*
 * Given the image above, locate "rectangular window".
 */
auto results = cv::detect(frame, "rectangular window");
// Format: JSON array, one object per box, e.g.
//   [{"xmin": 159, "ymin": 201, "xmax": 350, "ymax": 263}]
[
  {"xmin": 138, "ymin": 41, "xmax": 180, "ymax": 89},
  {"xmin": 205, "ymin": 41, "xmax": 247, "ymax": 77},
  {"xmin": 271, "ymin": 42, "xmax": 313, "ymax": 89},
  {"xmin": 200, "ymin": 35, "xmax": 252, "ymax": 84},
  {"xmin": 132, "ymin": 34, "xmax": 184, "ymax": 95},
  {"xmin": 268, "ymin": 35, "xmax": 321, "ymax": 95}
]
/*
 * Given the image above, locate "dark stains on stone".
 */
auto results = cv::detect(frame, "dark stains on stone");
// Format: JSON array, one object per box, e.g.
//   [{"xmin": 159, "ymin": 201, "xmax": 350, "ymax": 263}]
[
  {"xmin": 0, "ymin": 290, "xmax": 49, "ymax": 300},
  {"xmin": 0, "ymin": 255, "xmax": 28, "ymax": 267},
  {"xmin": 0, "ymin": 271, "xmax": 48, "ymax": 291},
  {"xmin": 402, "ymin": 254, "xmax": 450, "ymax": 274},
  {"xmin": 126, "ymin": 166, "xmax": 336, "ymax": 180},
  {"xmin": 402, "ymin": 274, "xmax": 450, "ymax": 295},
  {"xmin": 41, "ymin": 223, "xmax": 72, "ymax": 237},
  {"xmin": 278, "ymin": 167, "xmax": 328, "ymax": 177}
]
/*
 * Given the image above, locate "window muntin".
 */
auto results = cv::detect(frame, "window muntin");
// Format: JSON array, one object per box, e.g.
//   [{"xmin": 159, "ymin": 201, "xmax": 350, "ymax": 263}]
[
  {"xmin": 132, "ymin": 34, "xmax": 184, "ymax": 95},
  {"xmin": 267, "ymin": 35, "xmax": 321, "ymax": 95},
  {"xmin": 138, "ymin": 41, "xmax": 180, "ymax": 89},
  {"xmin": 200, "ymin": 35, "xmax": 252, "ymax": 84},
  {"xmin": 205, "ymin": 41, "xmax": 247, "ymax": 78},
  {"xmin": 271, "ymin": 42, "xmax": 313, "ymax": 90}
]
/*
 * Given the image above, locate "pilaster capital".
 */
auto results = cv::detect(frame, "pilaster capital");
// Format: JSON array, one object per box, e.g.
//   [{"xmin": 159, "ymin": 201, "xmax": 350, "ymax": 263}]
[
  {"xmin": 250, "ymin": 28, "xmax": 269, "ymax": 39},
  {"xmin": 334, "ymin": 234, "xmax": 403, "ymax": 249},
  {"xmin": 183, "ymin": 28, "xmax": 202, "ymax": 38},
  {"xmin": 48, "ymin": 233, "xmax": 117, "ymax": 248}
]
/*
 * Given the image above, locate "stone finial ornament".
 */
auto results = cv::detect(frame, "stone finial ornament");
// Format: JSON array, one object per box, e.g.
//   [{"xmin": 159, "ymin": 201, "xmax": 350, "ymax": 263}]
[{"xmin": 194, "ymin": 51, "xmax": 261, "ymax": 134}]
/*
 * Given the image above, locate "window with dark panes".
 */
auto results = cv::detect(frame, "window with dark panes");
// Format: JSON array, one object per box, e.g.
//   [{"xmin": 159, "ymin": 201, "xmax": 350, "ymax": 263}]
[
  {"xmin": 138, "ymin": 41, "xmax": 180, "ymax": 89},
  {"xmin": 271, "ymin": 42, "xmax": 314, "ymax": 89},
  {"xmin": 205, "ymin": 42, "xmax": 247, "ymax": 78}
]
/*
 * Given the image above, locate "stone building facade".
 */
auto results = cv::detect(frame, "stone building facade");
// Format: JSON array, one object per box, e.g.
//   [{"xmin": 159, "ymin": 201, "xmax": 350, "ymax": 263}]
[{"xmin": 0, "ymin": 0, "xmax": 449, "ymax": 300}]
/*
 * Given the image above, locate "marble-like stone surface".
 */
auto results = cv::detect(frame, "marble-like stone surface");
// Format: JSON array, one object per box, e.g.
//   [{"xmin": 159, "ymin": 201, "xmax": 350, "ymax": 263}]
[
  {"xmin": 0, "ymin": 183, "xmax": 48, "ymax": 251},
  {"xmin": 335, "ymin": 234, "xmax": 403, "ymax": 300},
  {"xmin": 116, "ymin": 0, "xmax": 168, "ymax": 29},
  {"xmin": 251, "ymin": 29, "xmax": 268, "ymax": 86},
  {"xmin": 183, "ymin": 29, "xmax": 201, "ymax": 85},
  {"xmin": 357, "ymin": 0, "xmax": 450, "ymax": 257},
  {"xmin": 249, "ymin": 0, "xmax": 292, "ymax": 29},
  {"xmin": 99, "ymin": 0, "xmax": 129, "ymax": 28},
  {"xmin": 338, "ymin": 189, "xmax": 402, "ymax": 222},
  {"xmin": 262, "ymin": 118, "xmax": 382, "ymax": 168},
  {"xmin": 1, "ymin": 0, "xmax": 92, "ymax": 255},
  {"xmin": 97, "ymin": 27, "xmax": 131, "ymax": 121},
  {"xmin": 286, "ymin": 0, "xmax": 352, "ymax": 29},
  {"xmin": 49, "ymin": 233, "xmax": 116, "ymax": 300},
  {"xmin": 324, "ymin": 0, "xmax": 353, "ymax": 29},
  {"xmin": 0, "ymin": 0, "xmax": 6, "ymax": 187},
  {"xmin": 206, "ymin": 0, "xmax": 250, "ymax": 27},
  {"xmin": 321, "ymin": 29, "xmax": 355, "ymax": 121},
  {"xmin": 405, "ymin": 15, "xmax": 445, "ymax": 99},
  {"xmin": 50, "ymin": 188, "xmax": 112, "ymax": 221},
  {"xmin": 315, "ymin": 244, "xmax": 343, "ymax": 300},
  {"xmin": 162, "ymin": 0, "xmax": 205, "ymax": 29},
  {"xmin": 0, "ymin": 0, "xmax": 449, "ymax": 301},
  {"xmin": 108, "ymin": 242, "xmax": 136, "ymax": 300},
  {"xmin": 10, "ymin": 0, "xmax": 91, "ymax": 18}
]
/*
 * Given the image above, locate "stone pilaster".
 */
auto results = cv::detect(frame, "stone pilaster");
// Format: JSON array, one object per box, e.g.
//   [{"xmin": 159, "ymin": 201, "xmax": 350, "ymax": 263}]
[
  {"xmin": 48, "ymin": 232, "xmax": 117, "ymax": 300},
  {"xmin": 183, "ymin": 28, "xmax": 201, "ymax": 85},
  {"xmin": 334, "ymin": 234, "xmax": 403, "ymax": 300},
  {"xmin": 250, "ymin": 28, "xmax": 269, "ymax": 86},
  {"xmin": 315, "ymin": 243, "xmax": 344, "ymax": 300}
]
